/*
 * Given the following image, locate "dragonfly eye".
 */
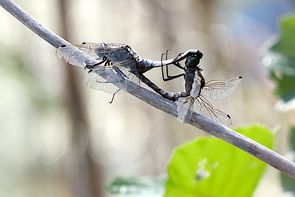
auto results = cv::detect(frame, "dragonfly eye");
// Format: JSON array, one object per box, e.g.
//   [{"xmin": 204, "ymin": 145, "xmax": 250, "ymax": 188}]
[{"xmin": 185, "ymin": 55, "xmax": 201, "ymax": 69}]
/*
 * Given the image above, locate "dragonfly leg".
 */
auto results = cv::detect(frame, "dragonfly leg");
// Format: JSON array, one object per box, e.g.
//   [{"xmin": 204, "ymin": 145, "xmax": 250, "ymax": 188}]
[
  {"xmin": 173, "ymin": 50, "xmax": 203, "ymax": 63},
  {"xmin": 109, "ymin": 88, "xmax": 121, "ymax": 104},
  {"xmin": 173, "ymin": 52, "xmax": 184, "ymax": 62},
  {"xmin": 161, "ymin": 51, "xmax": 185, "ymax": 81},
  {"xmin": 104, "ymin": 58, "xmax": 112, "ymax": 66},
  {"xmin": 84, "ymin": 56, "xmax": 110, "ymax": 71},
  {"xmin": 84, "ymin": 66, "xmax": 93, "ymax": 73},
  {"xmin": 162, "ymin": 71, "xmax": 185, "ymax": 81}
]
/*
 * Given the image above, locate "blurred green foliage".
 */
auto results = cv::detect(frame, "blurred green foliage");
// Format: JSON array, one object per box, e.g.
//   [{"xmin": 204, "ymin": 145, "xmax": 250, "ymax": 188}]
[
  {"xmin": 164, "ymin": 124, "xmax": 273, "ymax": 197},
  {"xmin": 263, "ymin": 14, "xmax": 295, "ymax": 104},
  {"xmin": 263, "ymin": 14, "xmax": 295, "ymax": 195},
  {"xmin": 107, "ymin": 176, "xmax": 165, "ymax": 197},
  {"xmin": 271, "ymin": 15, "xmax": 295, "ymax": 57},
  {"xmin": 108, "ymin": 124, "xmax": 274, "ymax": 197},
  {"xmin": 0, "ymin": 42, "xmax": 58, "ymax": 113},
  {"xmin": 280, "ymin": 127, "xmax": 295, "ymax": 195}
]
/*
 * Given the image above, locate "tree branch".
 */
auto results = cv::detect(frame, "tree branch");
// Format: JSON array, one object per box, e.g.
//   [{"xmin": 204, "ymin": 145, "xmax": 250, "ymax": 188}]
[{"xmin": 1, "ymin": 0, "xmax": 295, "ymax": 179}]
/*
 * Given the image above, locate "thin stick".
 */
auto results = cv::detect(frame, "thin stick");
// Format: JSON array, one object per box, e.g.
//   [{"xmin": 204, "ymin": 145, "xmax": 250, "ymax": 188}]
[{"xmin": 1, "ymin": 0, "xmax": 295, "ymax": 179}]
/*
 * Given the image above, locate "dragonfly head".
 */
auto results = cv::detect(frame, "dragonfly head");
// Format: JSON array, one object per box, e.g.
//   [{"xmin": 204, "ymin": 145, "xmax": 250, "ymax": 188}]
[{"xmin": 185, "ymin": 51, "xmax": 203, "ymax": 71}]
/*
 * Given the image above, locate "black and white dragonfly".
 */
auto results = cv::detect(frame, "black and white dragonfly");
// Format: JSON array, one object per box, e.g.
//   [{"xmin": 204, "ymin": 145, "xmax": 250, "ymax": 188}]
[
  {"xmin": 176, "ymin": 75, "xmax": 242, "ymax": 125},
  {"xmin": 57, "ymin": 42, "xmax": 241, "ymax": 124},
  {"xmin": 57, "ymin": 42, "xmax": 200, "ymax": 103},
  {"xmin": 158, "ymin": 51, "xmax": 242, "ymax": 125}
]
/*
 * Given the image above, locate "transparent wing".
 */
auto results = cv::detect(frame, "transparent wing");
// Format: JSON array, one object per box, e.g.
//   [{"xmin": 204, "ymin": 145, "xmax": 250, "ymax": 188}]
[
  {"xmin": 73, "ymin": 42, "xmax": 140, "ymax": 93},
  {"xmin": 74, "ymin": 42, "xmax": 106, "ymax": 60},
  {"xmin": 84, "ymin": 66, "xmax": 140, "ymax": 94},
  {"xmin": 201, "ymin": 76, "xmax": 242, "ymax": 101},
  {"xmin": 190, "ymin": 75, "xmax": 202, "ymax": 97},
  {"xmin": 57, "ymin": 44, "xmax": 96, "ymax": 68},
  {"xmin": 192, "ymin": 95, "xmax": 232, "ymax": 126},
  {"xmin": 176, "ymin": 97, "xmax": 194, "ymax": 122},
  {"xmin": 75, "ymin": 42, "xmax": 139, "ymax": 69},
  {"xmin": 84, "ymin": 70, "xmax": 122, "ymax": 94}
]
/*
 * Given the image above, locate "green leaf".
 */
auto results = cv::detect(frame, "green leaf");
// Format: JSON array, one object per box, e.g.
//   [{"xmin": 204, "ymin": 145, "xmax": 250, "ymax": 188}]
[
  {"xmin": 270, "ymin": 70, "xmax": 295, "ymax": 102},
  {"xmin": 107, "ymin": 176, "xmax": 165, "ymax": 197},
  {"xmin": 280, "ymin": 127, "xmax": 295, "ymax": 195},
  {"xmin": 263, "ymin": 14, "xmax": 295, "ymax": 104},
  {"xmin": 164, "ymin": 124, "xmax": 274, "ymax": 197},
  {"xmin": 271, "ymin": 15, "xmax": 295, "ymax": 57}
]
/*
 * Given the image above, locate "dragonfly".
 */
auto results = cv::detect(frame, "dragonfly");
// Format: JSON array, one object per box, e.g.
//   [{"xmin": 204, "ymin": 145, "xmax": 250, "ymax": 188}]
[
  {"xmin": 57, "ymin": 42, "xmax": 203, "ymax": 103},
  {"xmin": 158, "ymin": 51, "xmax": 242, "ymax": 125}
]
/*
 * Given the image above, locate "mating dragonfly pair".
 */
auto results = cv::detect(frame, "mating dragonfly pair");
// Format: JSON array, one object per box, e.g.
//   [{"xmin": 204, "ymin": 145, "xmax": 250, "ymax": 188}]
[{"xmin": 57, "ymin": 42, "xmax": 242, "ymax": 125}]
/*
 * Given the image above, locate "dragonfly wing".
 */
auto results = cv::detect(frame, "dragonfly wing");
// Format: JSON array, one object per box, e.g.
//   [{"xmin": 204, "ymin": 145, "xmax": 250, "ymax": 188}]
[
  {"xmin": 74, "ymin": 42, "xmax": 135, "ymax": 66},
  {"xmin": 211, "ymin": 108, "xmax": 232, "ymax": 126},
  {"xmin": 75, "ymin": 42, "xmax": 139, "ymax": 66},
  {"xmin": 112, "ymin": 65, "xmax": 141, "ymax": 92},
  {"xmin": 116, "ymin": 58, "xmax": 141, "ymax": 87},
  {"xmin": 190, "ymin": 75, "xmax": 202, "ymax": 97},
  {"xmin": 57, "ymin": 45, "xmax": 99, "ymax": 67},
  {"xmin": 74, "ymin": 42, "xmax": 106, "ymax": 60},
  {"xmin": 74, "ymin": 42, "xmax": 141, "ymax": 93},
  {"xmin": 84, "ymin": 66, "xmax": 140, "ymax": 94},
  {"xmin": 201, "ymin": 76, "xmax": 242, "ymax": 101},
  {"xmin": 192, "ymin": 95, "xmax": 232, "ymax": 126},
  {"xmin": 77, "ymin": 42, "xmax": 141, "ymax": 86},
  {"xmin": 176, "ymin": 97, "xmax": 194, "ymax": 122},
  {"xmin": 84, "ymin": 71, "xmax": 125, "ymax": 94}
]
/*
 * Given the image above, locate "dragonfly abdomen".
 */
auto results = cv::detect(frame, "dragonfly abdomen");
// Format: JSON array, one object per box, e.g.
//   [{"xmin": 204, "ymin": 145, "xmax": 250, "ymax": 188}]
[{"xmin": 139, "ymin": 74, "xmax": 189, "ymax": 101}]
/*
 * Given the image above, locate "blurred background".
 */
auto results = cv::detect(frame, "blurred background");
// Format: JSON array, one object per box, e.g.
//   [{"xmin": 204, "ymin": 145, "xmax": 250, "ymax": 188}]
[{"xmin": 0, "ymin": 0, "xmax": 295, "ymax": 196}]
